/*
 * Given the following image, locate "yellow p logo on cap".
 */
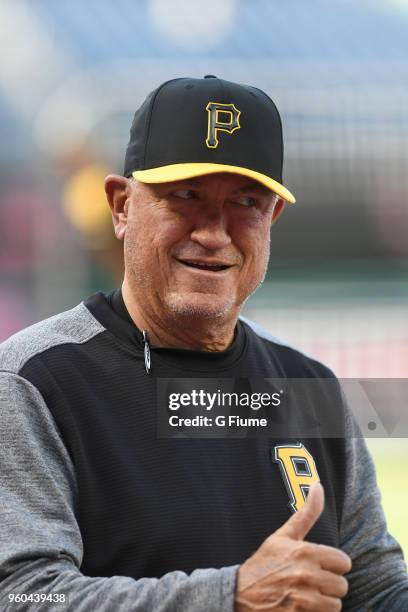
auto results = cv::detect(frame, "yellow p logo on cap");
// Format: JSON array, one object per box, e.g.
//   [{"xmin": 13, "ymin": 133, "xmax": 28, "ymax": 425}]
[{"xmin": 206, "ymin": 102, "xmax": 241, "ymax": 149}]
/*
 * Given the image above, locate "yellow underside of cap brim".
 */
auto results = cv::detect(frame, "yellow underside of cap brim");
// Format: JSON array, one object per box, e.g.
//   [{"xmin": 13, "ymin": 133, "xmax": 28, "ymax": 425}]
[{"xmin": 132, "ymin": 163, "xmax": 296, "ymax": 204}]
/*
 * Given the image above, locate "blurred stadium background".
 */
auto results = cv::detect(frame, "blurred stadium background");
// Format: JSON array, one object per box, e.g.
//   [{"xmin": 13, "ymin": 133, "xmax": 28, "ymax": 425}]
[{"xmin": 0, "ymin": 0, "xmax": 407, "ymax": 556}]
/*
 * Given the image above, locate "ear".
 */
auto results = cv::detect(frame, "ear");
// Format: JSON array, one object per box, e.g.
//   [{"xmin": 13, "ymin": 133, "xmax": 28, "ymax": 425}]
[
  {"xmin": 271, "ymin": 198, "xmax": 285, "ymax": 225},
  {"xmin": 105, "ymin": 174, "xmax": 130, "ymax": 240}
]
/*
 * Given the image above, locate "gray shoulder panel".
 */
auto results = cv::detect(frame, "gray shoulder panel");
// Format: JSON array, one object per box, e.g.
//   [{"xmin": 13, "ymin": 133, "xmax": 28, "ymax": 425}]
[
  {"xmin": 239, "ymin": 314, "xmax": 319, "ymax": 357},
  {"xmin": 239, "ymin": 314, "xmax": 332, "ymax": 372},
  {"xmin": 0, "ymin": 302, "xmax": 105, "ymax": 375},
  {"xmin": 239, "ymin": 315, "xmax": 293, "ymax": 348}
]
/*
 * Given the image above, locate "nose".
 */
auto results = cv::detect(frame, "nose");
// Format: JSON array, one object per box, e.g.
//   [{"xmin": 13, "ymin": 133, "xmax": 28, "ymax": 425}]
[{"xmin": 189, "ymin": 207, "xmax": 232, "ymax": 250}]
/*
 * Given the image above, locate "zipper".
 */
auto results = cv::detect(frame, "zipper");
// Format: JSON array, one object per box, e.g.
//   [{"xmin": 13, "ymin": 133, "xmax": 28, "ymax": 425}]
[{"xmin": 142, "ymin": 330, "xmax": 151, "ymax": 374}]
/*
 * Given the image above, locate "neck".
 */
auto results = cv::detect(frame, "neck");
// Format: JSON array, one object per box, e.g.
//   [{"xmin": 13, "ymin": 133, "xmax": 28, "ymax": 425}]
[{"xmin": 121, "ymin": 280, "xmax": 237, "ymax": 352}]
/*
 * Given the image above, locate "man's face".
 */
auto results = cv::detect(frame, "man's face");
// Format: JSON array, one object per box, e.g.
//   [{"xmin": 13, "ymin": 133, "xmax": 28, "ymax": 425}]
[{"xmin": 120, "ymin": 172, "xmax": 279, "ymax": 322}]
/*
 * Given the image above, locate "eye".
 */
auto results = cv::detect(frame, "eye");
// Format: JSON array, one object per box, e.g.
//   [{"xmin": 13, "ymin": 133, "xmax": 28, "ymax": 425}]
[
  {"xmin": 171, "ymin": 189, "xmax": 196, "ymax": 200},
  {"xmin": 234, "ymin": 195, "xmax": 258, "ymax": 208}
]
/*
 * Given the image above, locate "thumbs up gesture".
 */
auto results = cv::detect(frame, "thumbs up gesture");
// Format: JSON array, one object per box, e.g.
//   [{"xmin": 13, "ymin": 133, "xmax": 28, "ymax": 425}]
[{"xmin": 235, "ymin": 483, "xmax": 351, "ymax": 611}]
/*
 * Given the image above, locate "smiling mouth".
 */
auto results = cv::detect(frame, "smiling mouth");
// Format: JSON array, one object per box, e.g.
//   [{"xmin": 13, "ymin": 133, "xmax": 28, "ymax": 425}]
[{"xmin": 178, "ymin": 259, "xmax": 232, "ymax": 272}]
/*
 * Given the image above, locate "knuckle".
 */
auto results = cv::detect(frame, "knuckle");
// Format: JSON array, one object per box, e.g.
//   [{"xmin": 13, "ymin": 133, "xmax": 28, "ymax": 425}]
[
  {"xmin": 332, "ymin": 598, "xmax": 342, "ymax": 612},
  {"xmin": 291, "ymin": 567, "xmax": 314, "ymax": 586},
  {"xmin": 338, "ymin": 575, "xmax": 349, "ymax": 597},
  {"xmin": 292, "ymin": 542, "xmax": 308, "ymax": 561},
  {"xmin": 297, "ymin": 603, "xmax": 313, "ymax": 612},
  {"xmin": 345, "ymin": 554, "xmax": 353, "ymax": 573},
  {"xmin": 290, "ymin": 590, "xmax": 342, "ymax": 612},
  {"xmin": 288, "ymin": 591, "xmax": 312, "ymax": 611},
  {"xmin": 337, "ymin": 551, "xmax": 352, "ymax": 573},
  {"xmin": 323, "ymin": 598, "xmax": 342, "ymax": 612}
]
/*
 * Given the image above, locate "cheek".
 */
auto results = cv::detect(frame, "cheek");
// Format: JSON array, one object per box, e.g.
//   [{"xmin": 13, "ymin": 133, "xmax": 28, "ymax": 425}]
[
  {"xmin": 235, "ymin": 221, "xmax": 271, "ymax": 286},
  {"xmin": 235, "ymin": 216, "xmax": 271, "ymax": 261},
  {"xmin": 249, "ymin": 235, "xmax": 270, "ymax": 275},
  {"xmin": 124, "ymin": 207, "xmax": 188, "ymax": 271},
  {"xmin": 153, "ymin": 216, "xmax": 190, "ymax": 263}
]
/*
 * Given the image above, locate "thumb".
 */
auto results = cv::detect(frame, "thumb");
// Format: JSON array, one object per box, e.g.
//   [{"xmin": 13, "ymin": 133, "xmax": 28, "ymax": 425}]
[{"xmin": 277, "ymin": 482, "xmax": 325, "ymax": 541}]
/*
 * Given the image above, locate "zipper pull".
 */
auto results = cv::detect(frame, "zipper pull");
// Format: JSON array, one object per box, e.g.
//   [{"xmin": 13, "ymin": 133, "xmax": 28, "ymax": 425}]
[{"xmin": 142, "ymin": 330, "xmax": 151, "ymax": 375}]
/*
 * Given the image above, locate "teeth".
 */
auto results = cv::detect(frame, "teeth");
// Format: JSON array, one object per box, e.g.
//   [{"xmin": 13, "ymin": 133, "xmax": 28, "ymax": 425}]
[
  {"xmin": 188, "ymin": 261, "xmax": 220, "ymax": 267},
  {"xmin": 184, "ymin": 260, "xmax": 226, "ymax": 270}
]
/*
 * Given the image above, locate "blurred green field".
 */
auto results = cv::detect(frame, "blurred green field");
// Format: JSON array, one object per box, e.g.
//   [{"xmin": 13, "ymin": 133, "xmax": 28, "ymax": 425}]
[{"xmin": 366, "ymin": 439, "xmax": 408, "ymax": 562}]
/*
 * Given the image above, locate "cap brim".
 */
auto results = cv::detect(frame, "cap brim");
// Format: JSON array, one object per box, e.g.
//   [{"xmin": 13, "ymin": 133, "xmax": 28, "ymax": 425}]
[{"xmin": 132, "ymin": 163, "xmax": 295, "ymax": 204}]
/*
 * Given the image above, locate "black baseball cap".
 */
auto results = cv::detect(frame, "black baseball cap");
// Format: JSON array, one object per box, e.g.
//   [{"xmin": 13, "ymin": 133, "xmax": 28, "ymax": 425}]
[{"xmin": 124, "ymin": 76, "xmax": 295, "ymax": 204}]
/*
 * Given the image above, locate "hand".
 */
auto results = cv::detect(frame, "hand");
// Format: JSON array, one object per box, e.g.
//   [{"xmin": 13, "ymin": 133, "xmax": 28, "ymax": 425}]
[{"xmin": 235, "ymin": 482, "xmax": 351, "ymax": 611}]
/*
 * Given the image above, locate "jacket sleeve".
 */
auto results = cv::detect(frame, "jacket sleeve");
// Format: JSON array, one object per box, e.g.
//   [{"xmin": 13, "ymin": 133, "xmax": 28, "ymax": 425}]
[
  {"xmin": 340, "ymin": 406, "xmax": 408, "ymax": 611},
  {"xmin": 0, "ymin": 371, "xmax": 238, "ymax": 612}
]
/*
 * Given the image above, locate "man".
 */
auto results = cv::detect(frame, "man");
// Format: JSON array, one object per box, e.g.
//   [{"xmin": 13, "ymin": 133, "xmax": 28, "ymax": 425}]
[{"xmin": 0, "ymin": 76, "xmax": 407, "ymax": 611}]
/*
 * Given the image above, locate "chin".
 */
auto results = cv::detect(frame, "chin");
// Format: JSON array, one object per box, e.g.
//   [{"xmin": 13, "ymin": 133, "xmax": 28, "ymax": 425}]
[{"xmin": 165, "ymin": 293, "xmax": 237, "ymax": 320}]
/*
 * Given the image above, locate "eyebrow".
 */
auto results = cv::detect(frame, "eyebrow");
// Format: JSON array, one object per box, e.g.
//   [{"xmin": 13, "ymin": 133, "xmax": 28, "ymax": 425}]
[
  {"xmin": 236, "ymin": 181, "xmax": 271, "ymax": 195},
  {"xmin": 166, "ymin": 178, "xmax": 201, "ymax": 188},
  {"xmin": 167, "ymin": 177, "xmax": 271, "ymax": 195}
]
